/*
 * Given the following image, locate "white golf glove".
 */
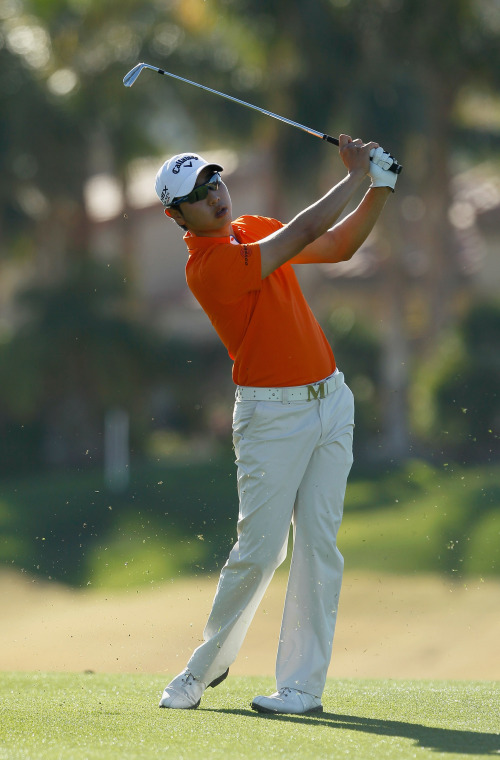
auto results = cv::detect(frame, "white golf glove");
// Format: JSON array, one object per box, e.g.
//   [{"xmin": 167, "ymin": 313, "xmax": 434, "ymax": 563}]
[{"xmin": 369, "ymin": 147, "xmax": 399, "ymax": 191}]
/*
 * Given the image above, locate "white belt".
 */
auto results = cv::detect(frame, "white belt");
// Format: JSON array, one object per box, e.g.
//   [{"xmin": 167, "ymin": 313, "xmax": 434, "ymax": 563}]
[{"xmin": 235, "ymin": 371, "xmax": 343, "ymax": 403}]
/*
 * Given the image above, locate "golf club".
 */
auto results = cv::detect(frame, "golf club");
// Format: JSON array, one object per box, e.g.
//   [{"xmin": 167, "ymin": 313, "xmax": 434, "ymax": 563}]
[{"xmin": 123, "ymin": 62, "xmax": 402, "ymax": 174}]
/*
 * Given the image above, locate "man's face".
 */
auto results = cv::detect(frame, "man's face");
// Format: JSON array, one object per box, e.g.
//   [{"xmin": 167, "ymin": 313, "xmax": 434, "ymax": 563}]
[{"xmin": 168, "ymin": 166, "xmax": 232, "ymax": 237}]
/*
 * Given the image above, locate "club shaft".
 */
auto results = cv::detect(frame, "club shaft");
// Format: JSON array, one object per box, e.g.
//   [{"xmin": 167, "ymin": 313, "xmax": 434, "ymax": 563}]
[
  {"xmin": 124, "ymin": 63, "xmax": 339, "ymax": 146},
  {"xmin": 123, "ymin": 63, "xmax": 403, "ymax": 174},
  {"xmin": 163, "ymin": 69, "xmax": 340, "ymax": 143}
]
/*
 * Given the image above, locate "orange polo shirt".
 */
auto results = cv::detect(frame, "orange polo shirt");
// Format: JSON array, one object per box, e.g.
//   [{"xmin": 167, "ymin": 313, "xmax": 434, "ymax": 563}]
[{"xmin": 185, "ymin": 215, "xmax": 335, "ymax": 387}]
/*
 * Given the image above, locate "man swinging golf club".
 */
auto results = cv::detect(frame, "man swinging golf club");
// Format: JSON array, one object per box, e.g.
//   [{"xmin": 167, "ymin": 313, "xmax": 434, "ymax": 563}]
[{"xmin": 155, "ymin": 135, "xmax": 398, "ymax": 715}]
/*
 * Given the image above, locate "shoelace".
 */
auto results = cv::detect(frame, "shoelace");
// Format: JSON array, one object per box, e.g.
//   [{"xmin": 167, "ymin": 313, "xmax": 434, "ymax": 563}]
[
  {"xmin": 279, "ymin": 687, "xmax": 294, "ymax": 697},
  {"xmin": 181, "ymin": 672, "xmax": 197, "ymax": 686}
]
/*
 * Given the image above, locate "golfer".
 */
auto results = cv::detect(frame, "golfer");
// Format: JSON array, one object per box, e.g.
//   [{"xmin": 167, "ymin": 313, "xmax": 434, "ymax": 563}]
[{"xmin": 155, "ymin": 135, "xmax": 398, "ymax": 714}]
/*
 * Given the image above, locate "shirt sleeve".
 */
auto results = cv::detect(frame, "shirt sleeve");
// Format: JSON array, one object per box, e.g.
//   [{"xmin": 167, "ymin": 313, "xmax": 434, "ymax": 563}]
[{"xmin": 188, "ymin": 241, "xmax": 262, "ymax": 304}]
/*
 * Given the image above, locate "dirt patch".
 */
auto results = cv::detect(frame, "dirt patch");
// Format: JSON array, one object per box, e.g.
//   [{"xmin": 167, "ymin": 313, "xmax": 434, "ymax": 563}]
[{"xmin": 1, "ymin": 569, "xmax": 498, "ymax": 680}]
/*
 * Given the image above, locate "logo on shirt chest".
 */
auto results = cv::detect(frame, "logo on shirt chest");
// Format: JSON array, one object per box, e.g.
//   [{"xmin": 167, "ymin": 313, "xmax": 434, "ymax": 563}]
[{"xmin": 240, "ymin": 244, "xmax": 252, "ymax": 266}]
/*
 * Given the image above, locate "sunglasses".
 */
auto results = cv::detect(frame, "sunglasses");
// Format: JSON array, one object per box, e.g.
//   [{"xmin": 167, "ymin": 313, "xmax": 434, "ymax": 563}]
[{"xmin": 170, "ymin": 172, "xmax": 222, "ymax": 207}]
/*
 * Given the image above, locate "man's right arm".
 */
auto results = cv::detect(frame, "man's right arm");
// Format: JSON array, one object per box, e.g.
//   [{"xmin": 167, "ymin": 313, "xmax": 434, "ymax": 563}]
[{"xmin": 259, "ymin": 134, "xmax": 377, "ymax": 279}]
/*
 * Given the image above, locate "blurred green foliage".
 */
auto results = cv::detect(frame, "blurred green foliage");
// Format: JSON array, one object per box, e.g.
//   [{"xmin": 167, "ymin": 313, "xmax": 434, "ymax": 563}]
[
  {"xmin": 412, "ymin": 300, "xmax": 500, "ymax": 463},
  {"xmin": 0, "ymin": 258, "xmax": 232, "ymax": 473},
  {"xmin": 0, "ymin": 450, "xmax": 238, "ymax": 586},
  {"xmin": 341, "ymin": 459, "xmax": 500, "ymax": 577},
  {"xmin": 0, "ymin": 259, "xmax": 167, "ymax": 471},
  {"xmin": 0, "ymin": 455, "xmax": 498, "ymax": 587},
  {"xmin": 324, "ymin": 307, "xmax": 383, "ymax": 460},
  {"xmin": 2, "ymin": 0, "xmax": 500, "ymax": 471},
  {"xmin": 433, "ymin": 302, "xmax": 500, "ymax": 461}
]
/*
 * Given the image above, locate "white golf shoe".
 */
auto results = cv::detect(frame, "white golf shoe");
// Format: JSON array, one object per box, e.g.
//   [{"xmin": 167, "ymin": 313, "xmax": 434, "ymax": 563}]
[
  {"xmin": 251, "ymin": 687, "xmax": 323, "ymax": 715},
  {"xmin": 159, "ymin": 667, "xmax": 229, "ymax": 709}
]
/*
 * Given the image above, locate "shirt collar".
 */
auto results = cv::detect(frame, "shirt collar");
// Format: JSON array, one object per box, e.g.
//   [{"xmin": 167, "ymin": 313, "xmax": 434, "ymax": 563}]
[{"xmin": 184, "ymin": 229, "xmax": 240, "ymax": 253}]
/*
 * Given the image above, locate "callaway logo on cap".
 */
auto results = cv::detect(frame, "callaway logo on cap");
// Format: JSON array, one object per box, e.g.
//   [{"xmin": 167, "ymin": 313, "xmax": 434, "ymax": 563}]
[{"xmin": 155, "ymin": 152, "xmax": 223, "ymax": 207}]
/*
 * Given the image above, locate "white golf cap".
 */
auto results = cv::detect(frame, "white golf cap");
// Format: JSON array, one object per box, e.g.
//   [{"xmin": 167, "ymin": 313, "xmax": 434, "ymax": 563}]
[{"xmin": 155, "ymin": 152, "xmax": 223, "ymax": 207}]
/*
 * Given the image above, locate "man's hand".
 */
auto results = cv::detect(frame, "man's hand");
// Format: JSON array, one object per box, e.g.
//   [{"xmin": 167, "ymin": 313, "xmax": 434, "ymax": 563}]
[
  {"xmin": 259, "ymin": 136, "xmax": 373, "ymax": 278},
  {"xmin": 369, "ymin": 146, "xmax": 399, "ymax": 192},
  {"xmin": 339, "ymin": 134, "xmax": 379, "ymax": 176}
]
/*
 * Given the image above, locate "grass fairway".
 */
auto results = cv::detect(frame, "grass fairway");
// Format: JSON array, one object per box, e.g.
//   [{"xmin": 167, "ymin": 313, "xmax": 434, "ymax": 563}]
[{"xmin": 0, "ymin": 673, "xmax": 498, "ymax": 760}]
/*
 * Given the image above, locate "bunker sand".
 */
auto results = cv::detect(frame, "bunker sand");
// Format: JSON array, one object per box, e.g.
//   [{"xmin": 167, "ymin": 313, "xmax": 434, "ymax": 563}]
[{"xmin": 1, "ymin": 570, "xmax": 498, "ymax": 680}]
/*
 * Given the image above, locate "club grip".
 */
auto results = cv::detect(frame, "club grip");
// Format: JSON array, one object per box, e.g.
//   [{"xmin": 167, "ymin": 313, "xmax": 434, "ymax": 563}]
[
  {"xmin": 323, "ymin": 133, "xmax": 402, "ymax": 174},
  {"xmin": 383, "ymin": 157, "xmax": 402, "ymax": 175}
]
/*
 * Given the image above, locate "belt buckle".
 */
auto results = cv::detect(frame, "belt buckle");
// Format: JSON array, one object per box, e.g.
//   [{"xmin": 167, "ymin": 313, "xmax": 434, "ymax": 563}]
[{"xmin": 306, "ymin": 381, "xmax": 326, "ymax": 400}]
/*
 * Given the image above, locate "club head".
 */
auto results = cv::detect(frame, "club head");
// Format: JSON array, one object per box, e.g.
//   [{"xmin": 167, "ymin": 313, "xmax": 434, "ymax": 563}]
[{"xmin": 123, "ymin": 63, "xmax": 146, "ymax": 87}]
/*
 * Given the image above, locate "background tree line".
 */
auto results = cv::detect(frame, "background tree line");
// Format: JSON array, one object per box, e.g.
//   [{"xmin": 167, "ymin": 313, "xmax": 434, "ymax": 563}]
[{"xmin": 0, "ymin": 0, "xmax": 499, "ymax": 477}]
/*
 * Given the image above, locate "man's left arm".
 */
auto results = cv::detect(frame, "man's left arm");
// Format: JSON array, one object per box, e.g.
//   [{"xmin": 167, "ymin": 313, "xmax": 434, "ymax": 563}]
[{"xmin": 291, "ymin": 186, "xmax": 391, "ymax": 264}]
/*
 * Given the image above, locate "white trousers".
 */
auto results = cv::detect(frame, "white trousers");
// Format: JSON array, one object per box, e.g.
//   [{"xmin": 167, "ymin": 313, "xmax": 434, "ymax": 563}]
[{"xmin": 187, "ymin": 374, "xmax": 354, "ymax": 698}]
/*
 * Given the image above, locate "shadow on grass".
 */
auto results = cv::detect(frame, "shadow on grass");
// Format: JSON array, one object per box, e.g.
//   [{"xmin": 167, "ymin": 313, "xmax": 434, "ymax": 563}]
[{"xmin": 207, "ymin": 709, "xmax": 500, "ymax": 756}]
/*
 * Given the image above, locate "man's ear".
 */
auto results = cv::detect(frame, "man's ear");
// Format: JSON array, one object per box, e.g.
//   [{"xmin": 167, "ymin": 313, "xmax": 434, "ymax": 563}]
[
  {"xmin": 165, "ymin": 207, "xmax": 184, "ymax": 226},
  {"xmin": 164, "ymin": 206, "xmax": 188, "ymax": 232}
]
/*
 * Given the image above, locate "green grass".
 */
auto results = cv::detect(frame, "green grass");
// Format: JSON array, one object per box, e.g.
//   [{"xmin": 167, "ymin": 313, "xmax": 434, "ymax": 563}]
[
  {"xmin": 0, "ymin": 673, "xmax": 498, "ymax": 760},
  {"xmin": 339, "ymin": 460, "xmax": 500, "ymax": 577}
]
